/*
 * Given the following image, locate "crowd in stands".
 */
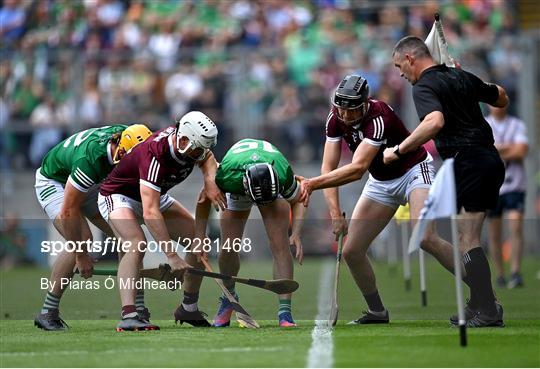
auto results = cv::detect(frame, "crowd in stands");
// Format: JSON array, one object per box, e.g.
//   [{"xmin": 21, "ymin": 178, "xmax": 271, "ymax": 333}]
[{"xmin": 0, "ymin": 0, "xmax": 522, "ymax": 167}]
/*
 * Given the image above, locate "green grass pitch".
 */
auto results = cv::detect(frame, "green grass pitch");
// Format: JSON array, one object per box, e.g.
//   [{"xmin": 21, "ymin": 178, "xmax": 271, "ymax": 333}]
[{"xmin": 1, "ymin": 257, "xmax": 539, "ymax": 367}]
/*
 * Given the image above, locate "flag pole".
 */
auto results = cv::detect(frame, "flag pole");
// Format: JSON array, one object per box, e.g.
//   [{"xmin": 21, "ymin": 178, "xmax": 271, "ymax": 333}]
[
  {"xmin": 401, "ymin": 221, "xmax": 411, "ymax": 291},
  {"xmin": 419, "ymin": 249, "xmax": 427, "ymax": 306},
  {"xmin": 451, "ymin": 215, "xmax": 467, "ymax": 347}
]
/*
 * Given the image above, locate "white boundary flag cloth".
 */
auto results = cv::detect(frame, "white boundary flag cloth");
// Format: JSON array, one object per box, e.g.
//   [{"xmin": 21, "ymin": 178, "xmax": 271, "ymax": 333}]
[
  {"xmin": 408, "ymin": 159, "xmax": 457, "ymax": 254},
  {"xmin": 425, "ymin": 20, "xmax": 455, "ymax": 67}
]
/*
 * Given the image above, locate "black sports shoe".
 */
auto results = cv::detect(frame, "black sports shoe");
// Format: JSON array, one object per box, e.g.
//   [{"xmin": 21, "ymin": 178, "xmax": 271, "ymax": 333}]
[
  {"xmin": 507, "ymin": 273, "xmax": 524, "ymax": 289},
  {"xmin": 34, "ymin": 309, "xmax": 69, "ymax": 331},
  {"xmin": 495, "ymin": 276, "xmax": 507, "ymax": 288},
  {"xmin": 347, "ymin": 310, "xmax": 389, "ymax": 325},
  {"xmin": 466, "ymin": 303, "xmax": 504, "ymax": 328},
  {"xmin": 450, "ymin": 301, "xmax": 503, "ymax": 326},
  {"xmin": 173, "ymin": 305, "xmax": 211, "ymax": 327},
  {"xmin": 137, "ymin": 307, "xmax": 151, "ymax": 323},
  {"xmin": 116, "ymin": 317, "xmax": 160, "ymax": 332},
  {"xmin": 449, "ymin": 300, "xmax": 477, "ymax": 326}
]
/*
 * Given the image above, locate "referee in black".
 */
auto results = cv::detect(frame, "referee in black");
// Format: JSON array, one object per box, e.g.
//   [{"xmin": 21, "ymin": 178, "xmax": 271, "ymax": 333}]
[{"xmin": 383, "ymin": 36, "xmax": 508, "ymax": 327}]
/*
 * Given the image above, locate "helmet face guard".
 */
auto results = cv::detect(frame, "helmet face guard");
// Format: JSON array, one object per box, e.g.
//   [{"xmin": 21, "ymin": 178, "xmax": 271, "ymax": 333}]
[
  {"xmin": 333, "ymin": 100, "xmax": 368, "ymax": 124},
  {"xmin": 176, "ymin": 133, "xmax": 210, "ymax": 161},
  {"xmin": 175, "ymin": 111, "xmax": 218, "ymax": 162},
  {"xmin": 332, "ymin": 75, "xmax": 369, "ymax": 125},
  {"xmin": 242, "ymin": 163, "xmax": 280, "ymax": 206}
]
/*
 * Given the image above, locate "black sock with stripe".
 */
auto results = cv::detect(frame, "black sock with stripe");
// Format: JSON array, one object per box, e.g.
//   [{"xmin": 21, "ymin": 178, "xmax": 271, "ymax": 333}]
[{"xmin": 463, "ymin": 247, "xmax": 497, "ymax": 315}]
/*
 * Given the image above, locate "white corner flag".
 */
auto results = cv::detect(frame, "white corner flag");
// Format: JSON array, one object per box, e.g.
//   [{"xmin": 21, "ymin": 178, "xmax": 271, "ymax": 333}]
[
  {"xmin": 408, "ymin": 158, "xmax": 456, "ymax": 254},
  {"xmin": 408, "ymin": 158, "xmax": 468, "ymax": 346},
  {"xmin": 425, "ymin": 14, "xmax": 455, "ymax": 67}
]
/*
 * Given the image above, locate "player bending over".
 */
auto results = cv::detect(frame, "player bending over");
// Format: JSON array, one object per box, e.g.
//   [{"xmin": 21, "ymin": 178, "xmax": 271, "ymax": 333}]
[
  {"xmin": 34, "ymin": 124, "xmax": 152, "ymax": 330},
  {"xmin": 197, "ymin": 138, "xmax": 305, "ymax": 327},
  {"xmin": 98, "ymin": 111, "xmax": 226, "ymax": 331}
]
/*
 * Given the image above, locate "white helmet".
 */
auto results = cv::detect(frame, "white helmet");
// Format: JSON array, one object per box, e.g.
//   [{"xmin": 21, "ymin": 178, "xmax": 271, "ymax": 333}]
[{"xmin": 176, "ymin": 111, "xmax": 218, "ymax": 161}]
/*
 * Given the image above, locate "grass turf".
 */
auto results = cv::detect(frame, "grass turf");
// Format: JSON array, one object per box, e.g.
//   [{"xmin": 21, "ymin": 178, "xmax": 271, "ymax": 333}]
[{"xmin": 1, "ymin": 257, "xmax": 539, "ymax": 367}]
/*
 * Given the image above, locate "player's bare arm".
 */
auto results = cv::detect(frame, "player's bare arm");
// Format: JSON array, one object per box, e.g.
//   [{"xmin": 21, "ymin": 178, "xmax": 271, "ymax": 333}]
[
  {"xmin": 198, "ymin": 151, "xmax": 227, "ymax": 211},
  {"xmin": 383, "ymin": 110, "xmax": 444, "ymax": 164},
  {"xmin": 140, "ymin": 184, "xmax": 191, "ymax": 273},
  {"xmin": 321, "ymin": 140, "xmax": 348, "ymax": 239},
  {"xmin": 57, "ymin": 181, "xmax": 94, "ymax": 279},
  {"xmin": 194, "ymin": 187, "xmax": 212, "ymax": 261},
  {"xmin": 300, "ymin": 141, "xmax": 379, "ymax": 206},
  {"xmin": 287, "ymin": 189, "xmax": 306, "ymax": 265}
]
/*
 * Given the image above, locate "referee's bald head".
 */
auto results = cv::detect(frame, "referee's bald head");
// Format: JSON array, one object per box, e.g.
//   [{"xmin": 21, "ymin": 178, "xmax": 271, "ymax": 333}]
[{"xmin": 393, "ymin": 36, "xmax": 432, "ymax": 60}]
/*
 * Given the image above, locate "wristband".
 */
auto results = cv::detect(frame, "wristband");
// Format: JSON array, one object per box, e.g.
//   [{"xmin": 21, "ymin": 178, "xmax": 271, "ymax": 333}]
[{"xmin": 394, "ymin": 145, "xmax": 404, "ymax": 159}]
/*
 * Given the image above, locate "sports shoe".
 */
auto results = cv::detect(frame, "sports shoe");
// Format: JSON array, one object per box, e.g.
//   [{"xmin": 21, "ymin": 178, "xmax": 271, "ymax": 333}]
[
  {"xmin": 173, "ymin": 305, "xmax": 211, "ymax": 327},
  {"xmin": 449, "ymin": 299, "xmax": 477, "ymax": 326},
  {"xmin": 466, "ymin": 303, "xmax": 504, "ymax": 328},
  {"xmin": 34, "ymin": 309, "xmax": 69, "ymax": 331},
  {"xmin": 212, "ymin": 294, "xmax": 238, "ymax": 327},
  {"xmin": 507, "ymin": 273, "xmax": 524, "ymax": 289},
  {"xmin": 450, "ymin": 300, "xmax": 503, "ymax": 326},
  {"xmin": 495, "ymin": 276, "xmax": 507, "ymax": 288},
  {"xmin": 137, "ymin": 307, "xmax": 151, "ymax": 323},
  {"xmin": 347, "ymin": 310, "xmax": 389, "ymax": 325},
  {"xmin": 116, "ymin": 317, "xmax": 160, "ymax": 331},
  {"xmin": 278, "ymin": 312, "xmax": 297, "ymax": 327}
]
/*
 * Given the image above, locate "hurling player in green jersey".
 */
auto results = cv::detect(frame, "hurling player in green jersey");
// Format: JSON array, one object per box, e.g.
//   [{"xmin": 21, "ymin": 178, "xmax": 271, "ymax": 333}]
[
  {"xmin": 197, "ymin": 138, "xmax": 306, "ymax": 327},
  {"xmin": 34, "ymin": 124, "xmax": 152, "ymax": 331}
]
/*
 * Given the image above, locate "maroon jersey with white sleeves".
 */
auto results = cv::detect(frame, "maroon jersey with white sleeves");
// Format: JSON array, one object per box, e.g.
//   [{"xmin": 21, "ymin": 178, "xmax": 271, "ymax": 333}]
[
  {"xmin": 100, "ymin": 126, "xmax": 195, "ymax": 201},
  {"xmin": 325, "ymin": 99, "xmax": 428, "ymax": 181}
]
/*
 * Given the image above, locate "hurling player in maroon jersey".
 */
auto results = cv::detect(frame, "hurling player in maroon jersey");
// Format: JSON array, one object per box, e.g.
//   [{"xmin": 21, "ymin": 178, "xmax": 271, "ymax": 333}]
[
  {"xmin": 298, "ymin": 75, "xmax": 459, "ymax": 324},
  {"xmin": 98, "ymin": 111, "xmax": 226, "ymax": 331}
]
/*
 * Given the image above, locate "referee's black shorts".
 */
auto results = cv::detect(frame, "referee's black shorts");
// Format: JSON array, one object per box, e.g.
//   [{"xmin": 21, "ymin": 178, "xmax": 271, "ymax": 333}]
[{"xmin": 453, "ymin": 146, "xmax": 505, "ymax": 213}]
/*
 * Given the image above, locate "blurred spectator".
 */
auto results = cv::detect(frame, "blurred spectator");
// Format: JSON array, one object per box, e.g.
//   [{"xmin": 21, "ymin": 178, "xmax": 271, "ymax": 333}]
[
  {"xmin": 164, "ymin": 63, "xmax": 203, "ymax": 119},
  {"xmin": 28, "ymin": 95, "xmax": 64, "ymax": 167},
  {"xmin": 148, "ymin": 18, "xmax": 180, "ymax": 73},
  {"xmin": 0, "ymin": 0, "xmax": 26, "ymax": 46},
  {"xmin": 127, "ymin": 56, "xmax": 157, "ymax": 114},
  {"xmin": 10, "ymin": 76, "xmax": 43, "ymax": 119},
  {"xmin": 0, "ymin": 212, "xmax": 30, "ymax": 269},
  {"xmin": 98, "ymin": 55, "xmax": 133, "ymax": 121},
  {"xmin": 79, "ymin": 73, "xmax": 103, "ymax": 127},
  {"xmin": 266, "ymin": 83, "xmax": 304, "ymax": 159},
  {"xmin": 486, "ymin": 105, "xmax": 529, "ymax": 289}
]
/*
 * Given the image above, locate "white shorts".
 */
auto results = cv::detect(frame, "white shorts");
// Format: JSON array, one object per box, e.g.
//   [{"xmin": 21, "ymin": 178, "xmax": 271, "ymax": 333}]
[
  {"xmin": 35, "ymin": 168, "xmax": 100, "ymax": 220},
  {"xmin": 98, "ymin": 193, "xmax": 176, "ymax": 222},
  {"xmin": 361, "ymin": 160, "xmax": 435, "ymax": 210},
  {"xmin": 225, "ymin": 192, "xmax": 288, "ymax": 211}
]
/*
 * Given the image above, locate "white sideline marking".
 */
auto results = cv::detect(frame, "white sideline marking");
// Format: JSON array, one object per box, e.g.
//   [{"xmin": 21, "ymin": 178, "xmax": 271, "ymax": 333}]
[{"xmin": 306, "ymin": 261, "xmax": 334, "ymax": 368}]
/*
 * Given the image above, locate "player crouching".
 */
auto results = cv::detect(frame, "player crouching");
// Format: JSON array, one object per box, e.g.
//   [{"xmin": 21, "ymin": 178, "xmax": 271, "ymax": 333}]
[
  {"xmin": 197, "ymin": 139, "xmax": 305, "ymax": 327},
  {"xmin": 34, "ymin": 124, "xmax": 152, "ymax": 331},
  {"xmin": 98, "ymin": 111, "xmax": 226, "ymax": 331}
]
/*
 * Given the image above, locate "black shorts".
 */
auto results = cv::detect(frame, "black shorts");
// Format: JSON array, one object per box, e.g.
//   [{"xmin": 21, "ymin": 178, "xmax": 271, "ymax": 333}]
[
  {"xmin": 487, "ymin": 191, "xmax": 525, "ymax": 217},
  {"xmin": 453, "ymin": 146, "xmax": 505, "ymax": 213}
]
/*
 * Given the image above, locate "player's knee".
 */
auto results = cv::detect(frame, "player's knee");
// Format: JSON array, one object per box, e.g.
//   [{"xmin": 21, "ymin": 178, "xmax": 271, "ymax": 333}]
[{"xmin": 342, "ymin": 247, "xmax": 364, "ymax": 265}]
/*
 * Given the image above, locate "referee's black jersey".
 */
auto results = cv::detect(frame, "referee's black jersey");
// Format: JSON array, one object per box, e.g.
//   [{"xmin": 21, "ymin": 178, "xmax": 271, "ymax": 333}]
[{"xmin": 412, "ymin": 64, "xmax": 500, "ymax": 159}]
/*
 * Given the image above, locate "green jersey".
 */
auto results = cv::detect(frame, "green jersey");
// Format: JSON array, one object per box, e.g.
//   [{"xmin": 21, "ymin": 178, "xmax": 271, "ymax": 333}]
[
  {"xmin": 216, "ymin": 139, "xmax": 298, "ymax": 200},
  {"xmin": 40, "ymin": 125, "xmax": 127, "ymax": 192}
]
